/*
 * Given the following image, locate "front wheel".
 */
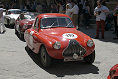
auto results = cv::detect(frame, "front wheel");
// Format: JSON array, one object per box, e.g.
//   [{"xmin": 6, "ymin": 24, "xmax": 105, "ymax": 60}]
[
  {"xmin": 40, "ymin": 46, "xmax": 51, "ymax": 67},
  {"xmin": 19, "ymin": 31, "xmax": 24, "ymax": 40},
  {"xmin": 84, "ymin": 50, "xmax": 95, "ymax": 64},
  {"xmin": 15, "ymin": 27, "xmax": 18, "ymax": 35}
]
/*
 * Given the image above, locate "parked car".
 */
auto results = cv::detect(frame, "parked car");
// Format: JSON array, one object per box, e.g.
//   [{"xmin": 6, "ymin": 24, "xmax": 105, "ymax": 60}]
[
  {"xmin": 15, "ymin": 13, "xmax": 35, "ymax": 40},
  {"xmin": 24, "ymin": 13, "xmax": 95, "ymax": 67},
  {"xmin": 4, "ymin": 9, "xmax": 22, "ymax": 28},
  {"xmin": 108, "ymin": 64, "xmax": 118, "ymax": 79}
]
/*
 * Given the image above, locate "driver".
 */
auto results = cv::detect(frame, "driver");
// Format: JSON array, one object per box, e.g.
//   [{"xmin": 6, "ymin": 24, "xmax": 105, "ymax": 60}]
[{"xmin": 19, "ymin": 13, "xmax": 25, "ymax": 20}]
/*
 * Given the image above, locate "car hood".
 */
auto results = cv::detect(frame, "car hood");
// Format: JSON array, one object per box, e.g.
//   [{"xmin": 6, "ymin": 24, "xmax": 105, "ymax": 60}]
[
  {"xmin": 21, "ymin": 19, "xmax": 34, "ymax": 25},
  {"xmin": 40, "ymin": 28, "xmax": 91, "ymax": 44},
  {"xmin": 8, "ymin": 14, "xmax": 20, "ymax": 20}
]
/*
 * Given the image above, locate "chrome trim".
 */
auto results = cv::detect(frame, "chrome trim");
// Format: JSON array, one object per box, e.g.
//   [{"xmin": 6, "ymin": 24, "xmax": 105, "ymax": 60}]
[{"xmin": 62, "ymin": 39, "xmax": 86, "ymax": 57}]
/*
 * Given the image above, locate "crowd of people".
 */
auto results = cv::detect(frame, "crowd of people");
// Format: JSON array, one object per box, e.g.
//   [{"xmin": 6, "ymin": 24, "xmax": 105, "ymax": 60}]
[{"xmin": 0, "ymin": 0, "xmax": 118, "ymax": 39}]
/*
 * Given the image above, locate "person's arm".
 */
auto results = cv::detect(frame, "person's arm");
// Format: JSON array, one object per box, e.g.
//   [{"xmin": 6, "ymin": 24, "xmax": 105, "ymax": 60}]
[
  {"xmin": 94, "ymin": 8, "xmax": 98, "ymax": 16},
  {"xmin": 102, "ymin": 6, "xmax": 109, "ymax": 13}
]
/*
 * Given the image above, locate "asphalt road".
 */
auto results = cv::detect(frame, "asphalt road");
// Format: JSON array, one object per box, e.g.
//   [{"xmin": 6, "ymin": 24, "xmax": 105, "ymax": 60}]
[{"xmin": 0, "ymin": 27, "xmax": 118, "ymax": 79}]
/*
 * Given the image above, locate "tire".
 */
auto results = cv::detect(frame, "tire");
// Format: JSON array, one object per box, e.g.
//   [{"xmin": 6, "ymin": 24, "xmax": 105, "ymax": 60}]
[
  {"xmin": 15, "ymin": 28, "xmax": 18, "ymax": 35},
  {"xmin": 6, "ymin": 19, "xmax": 10, "ymax": 27},
  {"xmin": 18, "ymin": 27, "xmax": 24, "ymax": 40},
  {"xmin": 25, "ymin": 45, "xmax": 31, "ymax": 52},
  {"xmin": 19, "ymin": 31, "xmax": 24, "ymax": 40},
  {"xmin": 84, "ymin": 50, "xmax": 95, "ymax": 64},
  {"xmin": 5, "ymin": 24, "xmax": 8, "ymax": 27},
  {"xmin": 40, "ymin": 46, "xmax": 51, "ymax": 67}
]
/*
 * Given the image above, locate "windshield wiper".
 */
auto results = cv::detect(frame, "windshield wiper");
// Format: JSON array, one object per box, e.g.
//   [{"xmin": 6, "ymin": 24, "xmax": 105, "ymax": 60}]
[
  {"xmin": 42, "ymin": 26, "xmax": 57, "ymax": 29},
  {"xmin": 66, "ymin": 21, "xmax": 73, "ymax": 28}
]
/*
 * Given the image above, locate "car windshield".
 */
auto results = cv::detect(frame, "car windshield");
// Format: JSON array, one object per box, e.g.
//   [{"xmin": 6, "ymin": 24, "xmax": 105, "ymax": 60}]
[
  {"xmin": 30, "ymin": 14, "xmax": 35, "ymax": 19},
  {"xmin": 41, "ymin": 17, "xmax": 74, "ymax": 29},
  {"xmin": 23, "ymin": 15, "xmax": 31, "ymax": 19},
  {"xmin": 24, "ymin": 15, "xmax": 35, "ymax": 19},
  {"xmin": 8, "ymin": 10, "xmax": 22, "ymax": 14}
]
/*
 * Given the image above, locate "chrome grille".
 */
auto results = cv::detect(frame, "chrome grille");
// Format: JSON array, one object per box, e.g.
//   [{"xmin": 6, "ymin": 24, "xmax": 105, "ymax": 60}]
[{"xmin": 63, "ymin": 39, "xmax": 86, "ymax": 56}]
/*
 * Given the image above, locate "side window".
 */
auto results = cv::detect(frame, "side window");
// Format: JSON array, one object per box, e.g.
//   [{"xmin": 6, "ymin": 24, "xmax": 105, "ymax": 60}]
[
  {"xmin": 33, "ymin": 18, "xmax": 39, "ymax": 31},
  {"xmin": 8, "ymin": 11, "xmax": 11, "ymax": 14}
]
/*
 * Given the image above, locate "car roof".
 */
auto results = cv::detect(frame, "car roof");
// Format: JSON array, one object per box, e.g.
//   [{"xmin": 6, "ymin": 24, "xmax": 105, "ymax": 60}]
[
  {"xmin": 8, "ymin": 9, "xmax": 21, "ymax": 11},
  {"xmin": 37, "ymin": 13, "xmax": 70, "ymax": 19}
]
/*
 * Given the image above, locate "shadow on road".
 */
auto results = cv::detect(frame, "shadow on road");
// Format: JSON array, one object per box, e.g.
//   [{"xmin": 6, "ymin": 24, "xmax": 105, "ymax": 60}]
[
  {"xmin": 25, "ymin": 46, "xmax": 99, "ymax": 77},
  {"xmin": 15, "ymin": 33, "xmax": 25, "ymax": 42},
  {"xmin": 5, "ymin": 25, "xmax": 14, "ymax": 29},
  {"xmin": 79, "ymin": 27, "xmax": 118, "ymax": 44}
]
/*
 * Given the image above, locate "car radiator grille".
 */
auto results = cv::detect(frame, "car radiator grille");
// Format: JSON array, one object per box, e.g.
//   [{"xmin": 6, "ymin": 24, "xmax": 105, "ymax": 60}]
[{"xmin": 63, "ymin": 39, "xmax": 86, "ymax": 56}]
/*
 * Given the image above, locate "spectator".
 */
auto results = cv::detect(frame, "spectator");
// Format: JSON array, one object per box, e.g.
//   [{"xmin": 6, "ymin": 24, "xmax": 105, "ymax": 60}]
[
  {"xmin": 94, "ymin": 0, "xmax": 109, "ymax": 39},
  {"xmin": 65, "ymin": 4, "xmax": 71, "ymax": 17},
  {"xmin": 57, "ymin": 2, "xmax": 64, "ymax": 13},
  {"xmin": 50, "ymin": 4, "xmax": 58, "ymax": 13},
  {"xmin": 113, "ymin": 3, "xmax": 118, "ymax": 39},
  {"xmin": 0, "ymin": 2, "xmax": 4, "ymax": 9},
  {"xmin": 26, "ymin": 1, "xmax": 30, "ymax": 11},
  {"xmin": 0, "ymin": 5, "xmax": 6, "ymax": 34},
  {"xmin": 36, "ymin": 3, "xmax": 42, "ymax": 13},
  {"xmin": 66, "ymin": 0, "xmax": 72, "ymax": 9},
  {"xmin": 31, "ymin": 1, "xmax": 37, "ymax": 12},
  {"xmin": 42, "ymin": 3, "xmax": 48, "ymax": 13},
  {"xmin": 69, "ymin": 1, "xmax": 79, "ymax": 27},
  {"xmin": 5, "ymin": 3, "xmax": 9, "ymax": 10},
  {"xmin": 83, "ymin": 2, "xmax": 91, "ymax": 29},
  {"xmin": 11, "ymin": 2, "xmax": 17, "ymax": 9}
]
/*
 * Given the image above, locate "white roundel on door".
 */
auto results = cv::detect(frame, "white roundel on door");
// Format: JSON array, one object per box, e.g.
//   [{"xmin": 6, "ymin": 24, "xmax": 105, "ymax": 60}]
[{"xmin": 62, "ymin": 33, "xmax": 78, "ymax": 39}]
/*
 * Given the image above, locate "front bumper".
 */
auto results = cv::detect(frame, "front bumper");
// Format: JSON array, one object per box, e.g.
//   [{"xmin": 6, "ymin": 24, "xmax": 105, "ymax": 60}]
[
  {"xmin": 47, "ymin": 39, "xmax": 94, "ymax": 59},
  {"xmin": 4, "ymin": 18, "xmax": 15, "ymax": 25}
]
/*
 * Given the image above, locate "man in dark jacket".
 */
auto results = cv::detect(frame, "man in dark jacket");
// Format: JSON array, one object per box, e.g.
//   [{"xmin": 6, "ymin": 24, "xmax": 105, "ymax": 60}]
[{"xmin": 113, "ymin": 3, "xmax": 118, "ymax": 39}]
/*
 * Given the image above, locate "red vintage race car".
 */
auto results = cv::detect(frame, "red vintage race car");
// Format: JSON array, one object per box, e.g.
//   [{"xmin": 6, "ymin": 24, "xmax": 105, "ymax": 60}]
[
  {"xmin": 108, "ymin": 64, "xmax": 118, "ymax": 79},
  {"xmin": 15, "ymin": 13, "xmax": 35, "ymax": 40},
  {"xmin": 24, "ymin": 13, "xmax": 95, "ymax": 67}
]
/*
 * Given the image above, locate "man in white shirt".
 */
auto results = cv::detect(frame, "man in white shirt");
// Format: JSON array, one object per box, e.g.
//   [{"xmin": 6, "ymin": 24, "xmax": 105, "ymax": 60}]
[
  {"xmin": 0, "ymin": 5, "xmax": 6, "ymax": 34},
  {"xmin": 94, "ymin": 0, "xmax": 109, "ymax": 39},
  {"xmin": 70, "ymin": 1, "xmax": 79, "ymax": 27},
  {"xmin": 66, "ymin": 0, "xmax": 72, "ymax": 9}
]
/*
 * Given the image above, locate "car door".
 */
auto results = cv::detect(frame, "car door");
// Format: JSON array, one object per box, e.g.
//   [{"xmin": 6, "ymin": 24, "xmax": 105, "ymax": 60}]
[
  {"xmin": 28, "ymin": 18, "xmax": 40, "ymax": 53},
  {"xmin": 32, "ymin": 18, "xmax": 41, "ymax": 53}
]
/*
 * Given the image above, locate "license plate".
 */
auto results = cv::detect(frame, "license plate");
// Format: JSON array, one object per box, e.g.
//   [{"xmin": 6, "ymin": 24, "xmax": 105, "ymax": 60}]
[{"xmin": 64, "ymin": 56, "xmax": 83, "ymax": 62}]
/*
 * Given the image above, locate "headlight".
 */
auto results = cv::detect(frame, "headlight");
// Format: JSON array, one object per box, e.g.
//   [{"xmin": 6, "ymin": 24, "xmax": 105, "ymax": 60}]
[
  {"xmin": 23, "ymin": 24, "xmax": 27, "ymax": 29},
  {"xmin": 53, "ymin": 41, "xmax": 61, "ymax": 49},
  {"xmin": 87, "ymin": 40, "xmax": 94, "ymax": 47}
]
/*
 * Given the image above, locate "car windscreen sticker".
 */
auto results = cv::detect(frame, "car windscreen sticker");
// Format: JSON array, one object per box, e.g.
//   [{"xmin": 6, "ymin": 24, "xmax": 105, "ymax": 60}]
[{"xmin": 63, "ymin": 33, "xmax": 78, "ymax": 39}]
